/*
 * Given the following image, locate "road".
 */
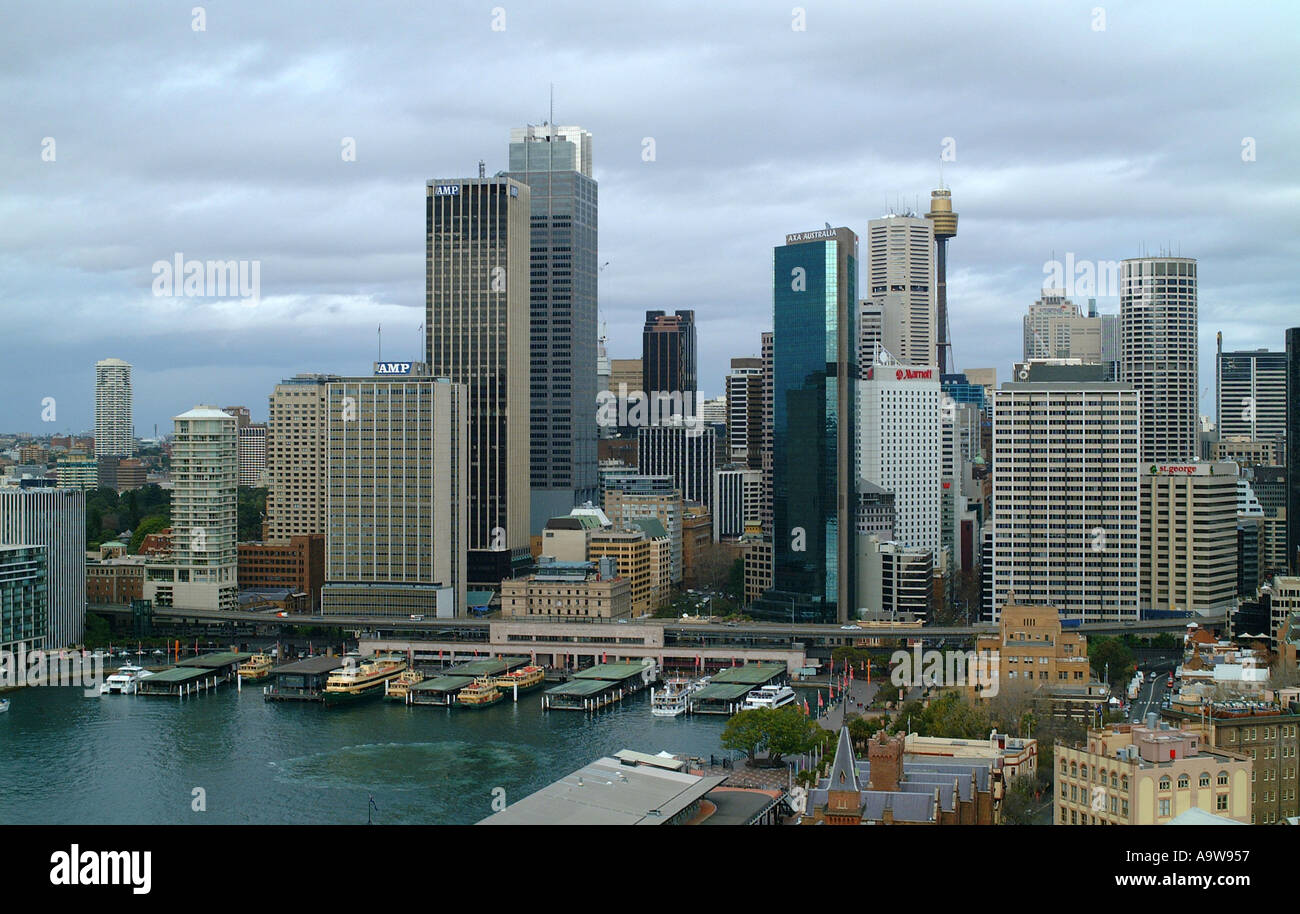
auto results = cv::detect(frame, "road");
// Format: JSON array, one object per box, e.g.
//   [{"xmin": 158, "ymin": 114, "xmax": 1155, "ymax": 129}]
[{"xmin": 1123, "ymin": 657, "xmax": 1178, "ymax": 723}]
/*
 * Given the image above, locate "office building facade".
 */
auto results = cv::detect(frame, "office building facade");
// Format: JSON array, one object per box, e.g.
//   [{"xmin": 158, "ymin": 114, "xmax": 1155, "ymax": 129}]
[
  {"xmin": 765, "ymin": 226, "xmax": 858, "ymax": 622},
  {"xmin": 0, "ymin": 544, "xmax": 47, "ymax": 654},
  {"xmin": 1217, "ymin": 344, "xmax": 1286, "ymax": 458},
  {"xmin": 321, "ymin": 373, "xmax": 467, "ymax": 617},
  {"xmin": 266, "ymin": 374, "xmax": 337, "ymax": 540},
  {"xmin": 990, "ymin": 382, "xmax": 1140, "ymax": 621},
  {"xmin": 642, "ymin": 310, "xmax": 697, "ymax": 417},
  {"xmin": 506, "ymin": 124, "xmax": 598, "ymax": 525},
  {"xmin": 0, "ymin": 487, "xmax": 85, "ymax": 648},
  {"xmin": 863, "ymin": 215, "xmax": 934, "ymax": 367},
  {"xmin": 1119, "ymin": 257, "xmax": 1199, "ymax": 462},
  {"xmin": 426, "ymin": 175, "xmax": 531, "ymax": 585},
  {"xmin": 1140, "ymin": 463, "xmax": 1238, "ymax": 615}
]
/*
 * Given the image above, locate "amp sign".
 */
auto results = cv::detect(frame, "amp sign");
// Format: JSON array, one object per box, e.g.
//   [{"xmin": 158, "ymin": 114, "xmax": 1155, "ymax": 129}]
[
  {"xmin": 374, "ymin": 362, "xmax": 413, "ymax": 376},
  {"xmin": 434, "ymin": 184, "xmax": 460, "ymax": 196}
]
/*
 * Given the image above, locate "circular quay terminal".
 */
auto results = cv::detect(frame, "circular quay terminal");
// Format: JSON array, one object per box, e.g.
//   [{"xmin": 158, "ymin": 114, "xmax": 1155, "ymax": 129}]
[{"xmin": 0, "ymin": 0, "xmax": 1291, "ymax": 898}]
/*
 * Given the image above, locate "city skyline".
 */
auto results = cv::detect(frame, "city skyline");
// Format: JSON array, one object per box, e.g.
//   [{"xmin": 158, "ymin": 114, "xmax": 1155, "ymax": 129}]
[{"xmin": 3, "ymin": 1, "xmax": 1296, "ymax": 434}]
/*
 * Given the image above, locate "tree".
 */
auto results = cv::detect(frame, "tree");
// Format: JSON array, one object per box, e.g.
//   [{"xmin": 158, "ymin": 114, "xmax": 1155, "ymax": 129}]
[
  {"xmin": 129, "ymin": 515, "xmax": 169, "ymax": 554},
  {"xmin": 1089, "ymin": 636, "xmax": 1135, "ymax": 686},
  {"xmin": 765, "ymin": 706, "xmax": 819, "ymax": 765},
  {"xmin": 238, "ymin": 487, "xmax": 267, "ymax": 541},
  {"xmin": 721, "ymin": 709, "xmax": 769, "ymax": 762},
  {"xmin": 1000, "ymin": 774, "xmax": 1040, "ymax": 825}
]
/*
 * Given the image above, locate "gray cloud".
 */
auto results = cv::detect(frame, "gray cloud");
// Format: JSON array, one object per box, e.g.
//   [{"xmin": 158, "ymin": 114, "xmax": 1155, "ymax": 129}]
[{"xmin": 2, "ymin": 0, "xmax": 1296, "ymax": 433}]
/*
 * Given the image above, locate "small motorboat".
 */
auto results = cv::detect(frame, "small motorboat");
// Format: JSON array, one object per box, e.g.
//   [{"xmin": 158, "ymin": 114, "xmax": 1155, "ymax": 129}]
[{"xmin": 0, "ymin": 698, "xmax": 10, "ymax": 713}]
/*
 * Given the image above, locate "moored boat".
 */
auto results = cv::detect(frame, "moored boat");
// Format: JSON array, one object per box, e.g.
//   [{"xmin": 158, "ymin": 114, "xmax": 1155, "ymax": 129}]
[
  {"xmin": 99, "ymin": 664, "xmax": 155, "ymax": 696},
  {"xmin": 491, "ymin": 665, "xmax": 545, "ymax": 695},
  {"xmin": 0, "ymin": 698, "xmax": 9, "ymax": 713},
  {"xmin": 741, "ymin": 684, "xmax": 796, "ymax": 711},
  {"xmin": 323, "ymin": 653, "xmax": 407, "ymax": 705},
  {"xmin": 238, "ymin": 653, "xmax": 275, "ymax": 682},
  {"xmin": 384, "ymin": 669, "xmax": 426, "ymax": 702},
  {"xmin": 456, "ymin": 677, "xmax": 504, "ymax": 709},
  {"xmin": 651, "ymin": 678, "xmax": 703, "ymax": 717}
]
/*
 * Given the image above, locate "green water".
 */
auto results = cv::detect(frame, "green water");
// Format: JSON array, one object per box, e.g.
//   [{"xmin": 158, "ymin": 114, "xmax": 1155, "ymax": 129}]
[{"xmin": 0, "ymin": 685, "xmax": 730, "ymax": 825}]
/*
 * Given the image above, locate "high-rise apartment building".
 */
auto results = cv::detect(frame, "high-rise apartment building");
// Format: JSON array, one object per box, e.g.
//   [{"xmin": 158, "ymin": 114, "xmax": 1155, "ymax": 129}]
[
  {"xmin": 143, "ymin": 406, "xmax": 238, "ymax": 611},
  {"xmin": 1217, "ymin": 340, "xmax": 1287, "ymax": 458},
  {"xmin": 1140, "ymin": 463, "xmax": 1238, "ymax": 615},
  {"xmin": 321, "ymin": 371, "xmax": 467, "ymax": 617},
  {"xmin": 94, "ymin": 357, "xmax": 133, "ymax": 457},
  {"xmin": 426, "ymin": 175, "xmax": 531, "ymax": 586},
  {"xmin": 0, "ymin": 487, "xmax": 85, "ymax": 648},
  {"xmin": 266, "ymin": 374, "xmax": 338, "ymax": 540},
  {"xmin": 990, "ymin": 382, "xmax": 1141, "ymax": 621},
  {"xmin": 642, "ymin": 310, "xmax": 697, "ymax": 416},
  {"xmin": 862, "ymin": 215, "xmax": 934, "ymax": 367},
  {"xmin": 1120, "ymin": 257, "xmax": 1199, "ymax": 462},
  {"xmin": 764, "ymin": 227, "xmax": 858, "ymax": 622},
  {"xmin": 237, "ymin": 423, "xmax": 268, "ymax": 488},
  {"xmin": 507, "ymin": 124, "xmax": 598, "ymax": 524}
]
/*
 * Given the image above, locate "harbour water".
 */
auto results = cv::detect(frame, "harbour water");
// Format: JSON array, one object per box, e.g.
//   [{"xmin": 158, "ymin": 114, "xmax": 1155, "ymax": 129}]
[{"xmin": 0, "ymin": 684, "xmax": 730, "ymax": 825}]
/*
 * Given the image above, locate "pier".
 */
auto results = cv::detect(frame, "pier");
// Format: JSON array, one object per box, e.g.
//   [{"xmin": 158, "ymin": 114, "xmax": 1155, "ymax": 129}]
[
  {"xmin": 542, "ymin": 662, "xmax": 655, "ymax": 712},
  {"xmin": 263, "ymin": 656, "xmax": 344, "ymax": 703}
]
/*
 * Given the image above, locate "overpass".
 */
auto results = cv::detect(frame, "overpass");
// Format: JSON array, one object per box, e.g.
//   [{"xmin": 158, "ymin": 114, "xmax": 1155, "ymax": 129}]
[{"xmin": 90, "ymin": 604, "xmax": 1221, "ymax": 655}]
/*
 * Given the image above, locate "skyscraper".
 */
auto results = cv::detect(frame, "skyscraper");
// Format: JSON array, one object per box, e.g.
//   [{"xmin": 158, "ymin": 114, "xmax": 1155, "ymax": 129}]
[
  {"xmin": 143, "ymin": 406, "xmax": 238, "ymax": 611},
  {"xmin": 1119, "ymin": 256, "xmax": 1199, "ymax": 462},
  {"xmin": 426, "ymin": 175, "xmax": 531, "ymax": 586},
  {"xmin": 94, "ymin": 357, "xmax": 133, "ymax": 457},
  {"xmin": 1287, "ymin": 327, "xmax": 1300, "ymax": 573},
  {"xmin": 321, "ymin": 370, "xmax": 467, "ymax": 617},
  {"xmin": 266, "ymin": 374, "xmax": 338, "ymax": 540},
  {"xmin": 642, "ymin": 310, "xmax": 697, "ymax": 417},
  {"xmin": 763, "ymin": 226, "xmax": 858, "ymax": 622},
  {"xmin": 638, "ymin": 421, "xmax": 716, "ymax": 511},
  {"xmin": 863, "ymin": 214, "xmax": 934, "ymax": 367},
  {"xmin": 990, "ymin": 381, "xmax": 1140, "ymax": 621},
  {"xmin": 1217, "ymin": 340, "xmax": 1287, "ymax": 459},
  {"xmin": 0, "ymin": 487, "xmax": 84, "ymax": 647},
  {"xmin": 857, "ymin": 354, "xmax": 941, "ymax": 554},
  {"xmin": 506, "ymin": 124, "xmax": 598, "ymax": 525},
  {"xmin": 725, "ymin": 357, "xmax": 764, "ymax": 468}
]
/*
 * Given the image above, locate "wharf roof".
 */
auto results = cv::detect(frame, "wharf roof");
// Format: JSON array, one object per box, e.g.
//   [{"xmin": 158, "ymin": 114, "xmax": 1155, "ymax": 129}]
[
  {"xmin": 177, "ymin": 651, "xmax": 253, "ymax": 669},
  {"xmin": 479, "ymin": 755, "xmax": 725, "ymax": 825},
  {"xmin": 709, "ymin": 663, "xmax": 786, "ymax": 685}
]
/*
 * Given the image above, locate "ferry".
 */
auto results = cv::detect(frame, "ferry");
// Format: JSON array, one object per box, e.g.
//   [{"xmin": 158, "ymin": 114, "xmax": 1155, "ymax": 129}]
[
  {"xmin": 322, "ymin": 653, "xmax": 407, "ymax": 705},
  {"xmin": 492, "ymin": 665, "xmax": 545, "ymax": 695},
  {"xmin": 237, "ymin": 653, "xmax": 275, "ymax": 682},
  {"xmin": 384, "ymin": 669, "xmax": 426, "ymax": 702},
  {"xmin": 741, "ymin": 684, "xmax": 797, "ymax": 711},
  {"xmin": 99, "ymin": 664, "xmax": 155, "ymax": 696},
  {"xmin": 650, "ymin": 678, "xmax": 703, "ymax": 717},
  {"xmin": 456, "ymin": 677, "xmax": 504, "ymax": 709}
]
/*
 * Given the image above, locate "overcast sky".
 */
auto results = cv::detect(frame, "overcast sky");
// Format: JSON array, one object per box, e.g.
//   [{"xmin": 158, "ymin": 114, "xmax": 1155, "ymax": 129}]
[{"xmin": 3, "ymin": 0, "xmax": 1296, "ymax": 436}]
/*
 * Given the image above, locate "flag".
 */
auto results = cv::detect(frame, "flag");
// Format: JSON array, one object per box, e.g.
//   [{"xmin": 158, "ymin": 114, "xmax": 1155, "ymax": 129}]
[
  {"xmin": 849, "ymin": 666, "xmax": 854, "ymax": 681},
  {"xmin": 804, "ymin": 697, "xmax": 810, "ymax": 715},
  {"xmin": 817, "ymin": 691, "xmax": 824, "ymax": 709}
]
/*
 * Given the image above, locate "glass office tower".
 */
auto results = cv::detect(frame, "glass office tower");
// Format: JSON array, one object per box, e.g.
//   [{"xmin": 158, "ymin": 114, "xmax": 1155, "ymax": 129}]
[
  {"xmin": 756, "ymin": 227, "xmax": 858, "ymax": 623},
  {"xmin": 506, "ymin": 125, "xmax": 598, "ymax": 530}
]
